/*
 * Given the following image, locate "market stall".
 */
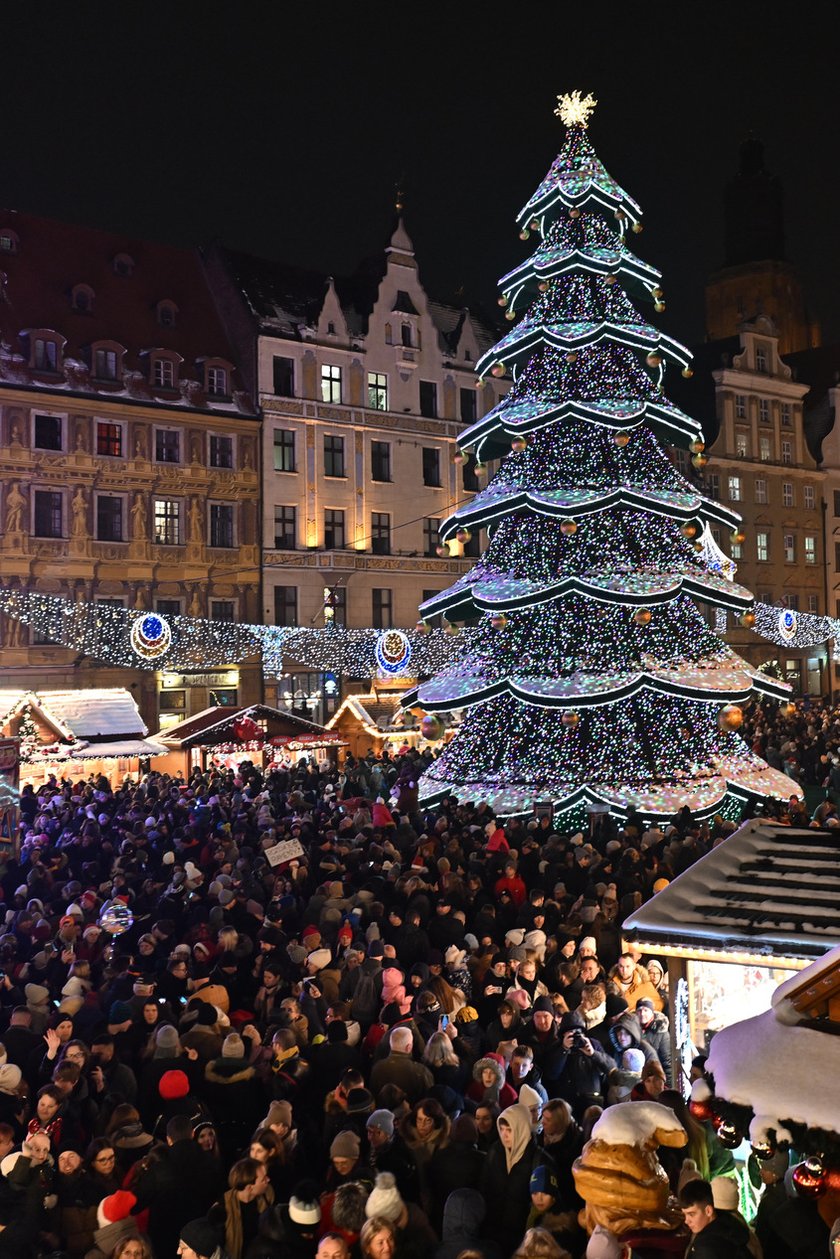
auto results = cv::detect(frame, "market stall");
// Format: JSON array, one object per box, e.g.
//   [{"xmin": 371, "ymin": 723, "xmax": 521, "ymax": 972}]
[
  {"xmin": 152, "ymin": 703, "xmax": 344, "ymax": 777},
  {"xmin": 621, "ymin": 819, "xmax": 840, "ymax": 1087},
  {"xmin": 0, "ymin": 688, "xmax": 166, "ymax": 789},
  {"xmin": 326, "ymin": 689, "xmax": 459, "ymax": 761}
]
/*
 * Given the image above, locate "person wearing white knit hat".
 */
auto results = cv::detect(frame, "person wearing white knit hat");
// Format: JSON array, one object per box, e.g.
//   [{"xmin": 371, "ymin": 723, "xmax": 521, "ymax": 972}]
[{"xmin": 364, "ymin": 1172, "xmax": 438, "ymax": 1250}]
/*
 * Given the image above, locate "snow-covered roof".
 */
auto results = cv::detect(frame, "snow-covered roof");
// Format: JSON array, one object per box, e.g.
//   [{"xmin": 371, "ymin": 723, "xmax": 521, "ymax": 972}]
[
  {"xmin": 71, "ymin": 739, "xmax": 167, "ymax": 759},
  {"xmin": 623, "ymin": 819, "xmax": 840, "ymax": 961},
  {"xmin": 0, "ymin": 688, "xmax": 147, "ymax": 739}
]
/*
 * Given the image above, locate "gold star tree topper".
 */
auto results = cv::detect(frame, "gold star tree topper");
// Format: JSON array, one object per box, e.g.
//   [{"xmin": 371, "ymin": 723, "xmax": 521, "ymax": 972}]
[{"xmin": 554, "ymin": 90, "xmax": 598, "ymax": 128}]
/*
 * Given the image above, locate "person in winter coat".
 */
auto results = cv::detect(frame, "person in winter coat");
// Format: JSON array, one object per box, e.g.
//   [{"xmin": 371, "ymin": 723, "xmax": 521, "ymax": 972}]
[
  {"xmin": 526, "ymin": 1163, "xmax": 584, "ymax": 1257},
  {"xmin": 483, "ymin": 999, "xmax": 524, "ymax": 1054},
  {"xmin": 201, "ymin": 1033, "xmax": 265, "ymax": 1163},
  {"xmin": 606, "ymin": 955, "xmax": 664, "ymax": 1012},
  {"xmin": 426, "ymin": 1114, "xmax": 486, "ymax": 1233},
  {"xmin": 366, "ymin": 1108, "xmax": 419, "ymax": 1202},
  {"xmin": 465, "ymin": 1053, "xmax": 518, "ymax": 1111},
  {"xmin": 607, "ymin": 1010, "xmax": 657, "ymax": 1067},
  {"xmin": 370, "ymin": 1028, "xmax": 434, "ymax": 1105},
  {"xmin": 131, "ymin": 1113, "xmax": 224, "ymax": 1259},
  {"xmin": 83, "ymin": 1189, "xmax": 142, "ymax": 1259},
  {"xmin": 679, "ymin": 1177, "xmax": 753, "ymax": 1258},
  {"xmin": 635, "ymin": 998, "xmax": 672, "ymax": 1077},
  {"xmin": 433, "ymin": 1187, "xmax": 503, "ymax": 1259},
  {"xmin": 481, "ymin": 1103, "xmax": 554, "ymax": 1256},
  {"xmin": 552, "ymin": 1012, "xmax": 613, "ymax": 1119}
]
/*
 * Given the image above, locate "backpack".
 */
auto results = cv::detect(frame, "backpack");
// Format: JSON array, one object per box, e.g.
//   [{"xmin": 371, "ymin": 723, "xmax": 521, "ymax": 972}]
[{"xmin": 351, "ymin": 968, "xmax": 380, "ymax": 1025}]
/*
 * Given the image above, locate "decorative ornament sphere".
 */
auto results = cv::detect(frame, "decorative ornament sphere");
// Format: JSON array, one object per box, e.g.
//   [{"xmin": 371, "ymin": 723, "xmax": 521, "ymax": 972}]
[
  {"xmin": 634, "ymin": 608, "xmax": 652, "ymax": 626},
  {"xmin": 731, "ymin": 529, "xmax": 746, "ymax": 545},
  {"xmin": 442, "ymin": 620, "xmax": 459, "ymax": 636},
  {"xmin": 435, "ymin": 543, "xmax": 450, "ymax": 559},
  {"xmin": 605, "ymin": 274, "xmax": 617, "ymax": 286},
  {"xmin": 491, "ymin": 363, "xmax": 506, "ymax": 378},
  {"xmin": 490, "ymin": 613, "xmax": 507, "ymax": 630},
  {"xmin": 646, "ymin": 352, "xmax": 663, "ymax": 367},
  {"xmin": 505, "ymin": 309, "xmax": 516, "ymax": 321},
  {"xmin": 691, "ymin": 452, "xmax": 708, "ymax": 470},
  {"xmin": 560, "ymin": 519, "xmax": 578, "ymax": 536},
  {"xmin": 561, "ymin": 710, "xmax": 580, "ymax": 728},
  {"xmin": 681, "ymin": 523, "xmax": 698, "ymax": 539},
  {"xmin": 530, "ymin": 218, "xmax": 540, "ymax": 231},
  {"xmin": 475, "ymin": 379, "xmax": 483, "ymax": 389},
  {"xmin": 415, "ymin": 619, "xmax": 430, "ymax": 635},
  {"xmin": 511, "ymin": 437, "xmax": 528, "ymax": 453},
  {"xmin": 453, "ymin": 449, "xmax": 466, "ymax": 464},
  {"xmin": 569, "ymin": 208, "xmax": 581, "ymax": 219},
  {"xmin": 740, "ymin": 610, "xmax": 756, "ymax": 629},
  {"xmin": 632, "ymin": 222, "xmax": 643, "ymax": 233},
  {"xmin": 716, "ymin": 1120, "xmax": 742, "ymax": 1151},
  {"xmin": 719, "ymin": 704, "xmax": 744, "ymax": 731},
  {"xmin": 689, "ymin": 438, "xmax": 705, "ymax": 454},
  {"xmin": 565, "ymin": 352, "xmax": 578, "ymax": 364},
  {"xmin": 455, "ymin": 527, "xmax": 472, "ymax": 545},
  {"xmin": 688, "ymin": 1098, "xmax": 713, "ymax": 1123},
  {"xmin": 538, "ymin": 281, "xmax": 549, "ymax": 292},
  {"xmin": 497, "ymin": 296, "xmax": 508, "ymax": 307},
  {"xmin": 474, "ymin": 462, "xmax": 486, "ymax": 475},
  {"xmin": 614, "ymin": 208, "xmax": 626, "ymax": 220},
  {"xmin": 519, "ymin": 229, "xmax": 530, "ymax": 241},
  {"xmin": 655, "ymin": 302, "xmax": 666, "ymax": 312},
  {"xmin": 751, "ymin": 1139, "xmax": 776, "ymax": 1161},
  {"xmin": 653, "ymin": 287, "xmax": 664, "ymax": 299},
  {"xmin": 614, "ymin": 431, "xmax": 631, "ymax": 448},
  {"xmin": 793, "ymin": 1157, "xmax": 827, "ymax": 1199},
  {"xmin": 420, "ymin": 714, "xmax": 445, "ymax": 742},
  {"xmin": 99, "ymin": 899, "xmax": 134, "ymax": 936},
  {"xmin": 682, "ymin": 367, "xmax": 694, "ymax": 378},
  {"xmin": 693, "ymin": 540, "xmax": 704, "ymax": 553},
  {"xmin": 782, "ymin": 701, "xmax": 797, "ymax": 718}
]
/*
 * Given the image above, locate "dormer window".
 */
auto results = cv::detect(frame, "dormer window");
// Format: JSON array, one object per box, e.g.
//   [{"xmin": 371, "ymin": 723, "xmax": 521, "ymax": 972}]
[
  {"xmin": 464, "ymin": 348, "xmax": 472, "ymax": 361},
  {"xmin": 401, "ymin": 323, "xmax": 413, "ymax": 348},
  {"xmin": 113, "ymin": 253, "xmax": 135, "ymax": 277},
  {"xmin": 71, "ymin": 284, "xmax": 95, "ymax": 313},
  {"xmin": 31, "ymin": 334, "xmax": 62, "ymax": 372},
  {"xmin": 153, "ymin": 358, "xmax": 175, "ymax": 388},
  {"xmin": 207, "ymin": 365, "xmax": 228, "ymax": 396},
  {"xmin": 91, "ymin": 341, "xmax": 124, "ymax": 381},
  {"xmin": 157, "ymin": 300, "xmax": 178, "ymax": 328},
  {"xmin": 0, "ymin": 229, "xmax": 19, "ymax": 254},
  {"xmin": 327, "ymin": 321, "xmax": 336, "ymax": 335}
]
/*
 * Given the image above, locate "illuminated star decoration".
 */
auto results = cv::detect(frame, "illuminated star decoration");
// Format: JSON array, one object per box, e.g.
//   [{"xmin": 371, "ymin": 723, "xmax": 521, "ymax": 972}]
[{"xmin": 554, "ymin": 90, "xmax": 598, "ymax": 128}]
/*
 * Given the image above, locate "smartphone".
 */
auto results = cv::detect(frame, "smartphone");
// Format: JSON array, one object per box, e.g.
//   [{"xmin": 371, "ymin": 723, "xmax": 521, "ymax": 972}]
[{"xmin": 440, "ymin": 1014, "xmax": 449, "ymax": 1030}]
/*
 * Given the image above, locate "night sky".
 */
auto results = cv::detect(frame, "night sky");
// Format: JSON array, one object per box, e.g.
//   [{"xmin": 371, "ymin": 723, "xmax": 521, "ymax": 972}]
[{"xmin": 5, "ymin": 6, "xmax": 840, "ymax": 344}]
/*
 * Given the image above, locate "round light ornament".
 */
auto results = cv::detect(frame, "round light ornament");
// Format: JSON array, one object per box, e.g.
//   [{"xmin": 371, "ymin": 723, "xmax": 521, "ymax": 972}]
[
  {"xmin": 511, "ymin": 437, "xmax": 528, "ymax": 453},
  {"xmin": 491, "ymin": 363, "xmax": 506, "ymax": 378},
  {"xmin": 130, "ymin": 612, "xmax": 171, "ymax": 662},
  {"xmin": 490, "ymin": 612, "xmax": 508, "ymax": 630},
  {"xmin": 646, "ymin": 352, "xmax": 663, "ymax": 367},
  {"xmin": 99, "ymin": 899, "xmax": 134, "ymax": 936},
  {"xmin": 681, "ymin": 523, "xmax": 698, "ymax": 539},
  {"xmin": 565, "ymin": 352, "xmax": 578, "ymax": 364},
  {"xmin": 560, "ymin": 519, "xmax": 578, "ymax": 536},
  {"xmin": 614, "ymin": 431, "xmax": 631, "ymax": 447},
  {"xmin": 719, "ymin": 704, "xmax": 744, "ymax": 731},
  {"xmin": 455, "ymin": 527, "xmax": 472, "ymax": 545},
  {"xmin": 691, "ymin": 452, "xmax": 708, "ymax": 470},
  {"xmin": 682, "ymin": 367, "xmax": 694, "ymax": 378},
  {"xmin": 689, "ymin": 438, "xmax": 705, "ymax": 454},
  {"xmin": 420, "ymin": 714, "xmax": 445, "ymax": 741},
  {"xmin": 561, "ymin": 710, "xmax": 580, "ymax": 728},
  {"xmin": 375, "ymin": 629, "xmax": 412, "ymax": 676},
  {"xmin": 740, "ymin": 610, "xmax": 756, "ymax": 629},
  {"xmin": 634, "ymin": 608, "xmax": 652, "ymax": 626},
  {"xmin": 436, "ymin": 543, "xmax": 450, "ymax": 559},
  {"xmin": 731, "ymin": 529, "xmax": 746, "ymax": 545}
]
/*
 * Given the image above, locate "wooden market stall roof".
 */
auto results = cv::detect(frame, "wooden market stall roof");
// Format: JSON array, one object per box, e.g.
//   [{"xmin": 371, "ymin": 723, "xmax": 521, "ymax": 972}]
[
  {"xmin": 622, "ymin": 819, "xmax": 840, "ymax": 964},
  {"xmin": 154, "ymin": 703, "xmax": 343, "ymax": 749},
  {"xmin": 0, "ymin": 688, "xmax": 166, "ymax": 759},
  {"xmin": 326, "ymin": 692, "xmax": 411, "ymax": 741}
]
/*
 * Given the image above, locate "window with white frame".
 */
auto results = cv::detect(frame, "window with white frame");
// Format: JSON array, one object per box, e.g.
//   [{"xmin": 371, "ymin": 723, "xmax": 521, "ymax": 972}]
[
  {"xmin": 94, "ymin": 347, "xmax": 119, "ymax": 380},
  {"xmin": 368, "ymin": 372, "xmax": 388, "ymax": 411},
  {"xmin": 96, "ymin": 494, "xmax": 124, "ymax": 542},
  {"xmin": 808, "ymin": 594, "xmax": 819, "ymax": 613},
  {"xmin": 209, "ymin": 435, "xmax": 233, "ymax": 469},
  {"xmin": 756, "ymin": 531, "xmax": 769, "ymax": 562},
  {"xmin": 804, "ymin": 485, "xmax": 816, "ymax": 510},
  {"xmin": 33, "ymin": 337, "xmax": 59, "ymax": 371},
  {"xmin": 154, "ymin": 498, "xmax": 181, "ymax": 546},
  {"xmin": 781, "ymin": 439, "xmax": 793, "ymax": 465},
  {"xmin": 155, "ymin": 429, "xmax": 180, "ymax": 464},
  {"xmin": 273, "ymin": 429, "xmax": 296, "ymax": 473},
  {"xmin": 96, "ymin": 420, "xmax": 124, "ymax": 458},
  {"xmin": 754, "ymin": 478, "xmax": 767, "ymax": 504},
  {"xmin": 781, "ymin": 403, "xmax": 792, "ymax": 427},
  {"xmin": 735, "ymin": 394, "xmax": 747, "ymax": 419},
  {"xmin": 274, "ymin": 505, "xmax": 296, "ymax": 550},
  {"xmin": 759, "ymin": 434, "xmax": 772, "ymax": 462},
  {"xmin": 706, "ymin": 472, "xmax": 720, "ymax": 500},
  {"xmin": 727, "ymin": 475, "xmax": 742, "ymax": 502},
  {"xmin": 756, "ymin": 344, "xmax": 768, "ymax": 372},
  {"xmin": 321, "ymin": 364, "xmax": 342, "ymax": 404},
  {"xmin": 152, "ymin": 357, "xmax": 175, "ymax": 388},
  {"xmin": 206, "ymin": 365, "xmax": 228, "ymax": 396},
  {"xmin": 784, "ymin": 533, "xmax": 795, "ymax": 563},
  {"xmin": 735, "ymin": 431, "xmax": 748, "ymax": 457},
  {"xmin": 805, "ymin": 535, "xmax": 817, "ymax": 565},
  {"xmin": 759, "ymin": 399, "xmax": 770, "ymax": 425},
  {"xmin": 782, "ymin": 482, "xmax": 794, "ymax": 508},
  {"xmin": 730, "ymin": 537, "xmax": 742, "ymax": 560}
]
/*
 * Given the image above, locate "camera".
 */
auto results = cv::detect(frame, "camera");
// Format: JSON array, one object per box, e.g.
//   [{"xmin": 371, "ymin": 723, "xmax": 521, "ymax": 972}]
[{"xmin": 571, "ymin": 1029, "xmax": 586, "ymax": 1050}]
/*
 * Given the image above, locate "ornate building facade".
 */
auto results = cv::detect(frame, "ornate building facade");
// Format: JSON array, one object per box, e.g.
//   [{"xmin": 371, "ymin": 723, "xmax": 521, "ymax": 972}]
[{"xmin": 0, "ymin": 212, "xmax": 261, "ymax": 730}]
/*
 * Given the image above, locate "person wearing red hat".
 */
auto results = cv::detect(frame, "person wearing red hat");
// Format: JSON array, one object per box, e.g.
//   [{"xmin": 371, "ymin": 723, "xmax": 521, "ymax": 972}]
[{"xmin": 87, "ymin": 1189, "xmax": 140, "ymax": 1259}]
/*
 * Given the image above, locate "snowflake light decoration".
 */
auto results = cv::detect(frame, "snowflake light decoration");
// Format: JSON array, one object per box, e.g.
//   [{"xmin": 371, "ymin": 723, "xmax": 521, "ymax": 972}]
[{"xmin": 554, "ymin": 90, "xmax": 598, "ymax": 128}]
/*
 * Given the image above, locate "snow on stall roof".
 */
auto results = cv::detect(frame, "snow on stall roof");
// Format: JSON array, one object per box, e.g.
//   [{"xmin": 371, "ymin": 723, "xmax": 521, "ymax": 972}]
[
  {"xmin": 707, "ymin": 1007, "xmax": 840, "ymax": 1138},
  {"xmin": 591, "ymin": 1100, "xmax": 686, "ymax": 1147},
  {"xmin": 37, "ymin": 690, "xmax": 148, "ymax": 739},
  {"xmin": 622, "ymin": 820, "xmax": 840, "ymax": 959}
]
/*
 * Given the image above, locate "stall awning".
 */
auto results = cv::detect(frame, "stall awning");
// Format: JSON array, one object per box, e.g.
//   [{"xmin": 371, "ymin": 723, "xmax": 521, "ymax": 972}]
[{"xmin": 622, "ymin": 819, "xmax": 840, "ymax": 963}]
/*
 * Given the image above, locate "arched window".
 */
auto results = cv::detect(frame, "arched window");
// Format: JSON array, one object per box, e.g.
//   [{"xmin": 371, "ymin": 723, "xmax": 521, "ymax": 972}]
[
  {"xmin": 156, "ymin": 300, "xmax": 178, "ymax": 328},
  {"xmin": 112, "ymin": 253, "xmax": 135, "ymax": 277},
  {"xmin": 71, "ymin": 283, "xmax": 95, "ymax": 313},
  {"xmin": 0, "ymin": 229, "xmax": 19, "ymax": 254}
]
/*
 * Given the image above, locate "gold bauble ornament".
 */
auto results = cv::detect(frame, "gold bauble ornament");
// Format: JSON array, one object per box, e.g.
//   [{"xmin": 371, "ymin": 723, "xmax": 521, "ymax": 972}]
[
  {"xmin": 420, "ymin": 714, "xmax": 445, "ymax": 741},
  {"xmin": 655, "ymin": 302, "xmax": 666, "ymax": 312},
  {"xmin": 719, "ymin": 704, "xmax": 744, "ymax": 731},
  {"xmin": 538, "ymin": 281, "xmax": 549, "ymax": 292},
  {"xmin": 691, "ymin": 452, "xmax": 708, "ymax": 470},
  {"xmin": 497, "ymin": 296, "xmax": 508, "ymax": 307},
  {"xmin": 682, "ymin": 367, "xmax": 694, "ymax": 378},
  {"xmin": 490, "ymin": 613, "xmax": 507, "ymax": 630},
  {"xmin": 415, "ymin": 620, "xmax": 431, "ymax": 635},
  {"xmin": 681, "ymin": 523, "xmax": 698, "ymax": 539},
  {"xmin": 530, "ymin": 218, "xmax": 540, "ymax": 231},
  {"xmin": 632, "ymin": 222, "xmax": 643, "ymax": 234},
  {"xmin": 455, "ymin": 527, "xmax": 472, "ymax": 544},
  {"xmin": 566, "ymin": 352, "xmax": 578, "ymax": 364},
  {"xmin": 740, "ymin": 610, "xmax": 756, "ymax": 629},
  {"xmin": 453, "ymin": 449, "xmax": 466, "ymax": 464},
  {"xmin": 646, "ymin": 352, "xmax": 663, "ymax": 367},
  {"xmin": 569, "ymin": 208, "xmax": 581, "ymax": 219},
  {"xmin": 491, "ymin": 363, "xmax": 506, "ymax": 378},
  {"xmin": 605, "ymin": 274, "xmax": 617, "ymax": 286},
  {"xmin": 653, "ymin": 287, "xmax": 664, "ymax": 299},
  {"xmin": 511, "ymin": 437, "xmax": 528, "ymax": 453},
  {"xmin": 519, "ymin": 229, "xmax": 530, "ymax": 241},
  {"xmin": 505, "ymin": 310, "xmax": 516, "ymax": 320},
  {"xmin": 614, "ymin": 431, "xmax": 631, "ymax": 447},
  {"xmin": 731, "ymin": 529, "xmax": 746, "ymax": 545},
  {"xmin": 442, "ymin": 620, "xmax": 459, "ymax": 636},
  {"xmin": 782, "ymin": 701, "xmax": 796, "ymax": 717},
  {"xmin": 689, "ymin": 438, "xmax": 705, "ymax": 454},
  {"xmin": 435, "ymin": 543, "xmax": 450, "ymax": 559},
  {"xmin": 474, "ymin": 462, "xmax": 486, "ymax": 475},
  {"xmin": 561, "ymin": 710, "xmax": 581, "ymax": 727},
  {"xmin": 560, "ymin": 519, "xmax": 578, "ymax": 536},
  {"xmin": 634, "ymin": 608, "xmax": 652, "ymax": 626}
]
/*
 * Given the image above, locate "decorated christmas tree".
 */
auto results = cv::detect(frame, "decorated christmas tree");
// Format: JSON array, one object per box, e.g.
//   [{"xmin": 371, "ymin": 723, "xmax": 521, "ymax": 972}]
[{"xmin": 408, "ymin": 92, "xmax": 798, "ymax": 823}]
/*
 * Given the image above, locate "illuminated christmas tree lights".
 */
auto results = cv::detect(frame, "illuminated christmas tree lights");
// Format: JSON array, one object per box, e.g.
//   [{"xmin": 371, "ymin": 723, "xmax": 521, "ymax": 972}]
[{"xmin": 407, "ymin": 94, "xmax": 799, "ymax": 821}]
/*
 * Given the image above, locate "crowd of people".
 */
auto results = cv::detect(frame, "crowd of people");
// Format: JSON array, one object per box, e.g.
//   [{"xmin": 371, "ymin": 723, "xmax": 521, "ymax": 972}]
[{"xmin": 0, "ymin": 728, "xmax": 832, "ymax": 1259}]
